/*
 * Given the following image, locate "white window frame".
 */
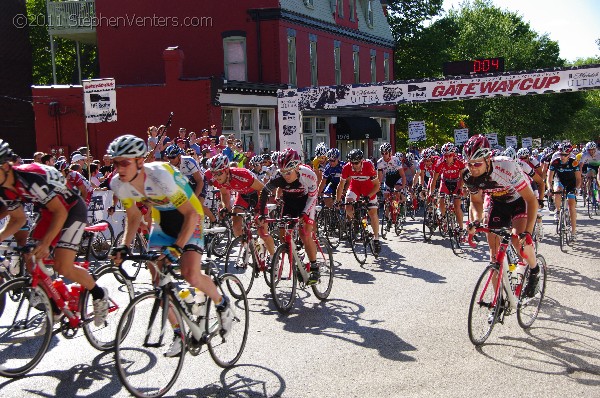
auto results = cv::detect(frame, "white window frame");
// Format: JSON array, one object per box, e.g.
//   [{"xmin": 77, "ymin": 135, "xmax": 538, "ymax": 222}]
[
  {"xmin": 287, "ymin": 30, "xmax": 297, "ymax": 86},
  {"xmin": 353, "ymin": 46, "xmax": 360, "ymax": 84},
  {"xmin": 337, "ymin": 0, "xmax": 344, "ymax": 17},
  {"xmin": 334, "ymin": 41, "xmax": 341, "ymax": 85},
  {"xmin": 349, "ymin": 0, "xmax": 355, "ymax": 21},
  {"xmin": 384, "ymin": 53, "xmax": 390, "ymax": 81},
  {"xmin": 223, "ymin": 36, "xmax": 247, "ymax": 81},
  {"xmin": 366, "ymin": 0, "xmax": 374, "ymax": 27},
  {"xmin": 221, "ymin": 108, "xmax": 234, "ymax": 131},
  {"xmin": 310, "ymin": 35, "xmax": 318, "ymax": 87},
  {"xmin": 370, "ymin": 49, "xmax": 377, "ymax": 83}
]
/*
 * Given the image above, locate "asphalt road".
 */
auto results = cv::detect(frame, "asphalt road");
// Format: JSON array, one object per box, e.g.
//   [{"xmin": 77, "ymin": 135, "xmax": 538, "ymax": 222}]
[{"xmin": 0, "ymin": 204, "xmax": 599, "ymax": 397}]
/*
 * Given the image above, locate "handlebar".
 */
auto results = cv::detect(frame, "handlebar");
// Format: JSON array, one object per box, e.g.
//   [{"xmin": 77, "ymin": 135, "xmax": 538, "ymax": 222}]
[{"xmin": 467, "ymin": 226, "xmax": 529, "ymax": 259}]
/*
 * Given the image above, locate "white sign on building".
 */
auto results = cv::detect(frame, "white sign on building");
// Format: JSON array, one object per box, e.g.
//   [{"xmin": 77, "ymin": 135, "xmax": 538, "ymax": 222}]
[{"xmin": 83, "ymin": 78, "xmax": 117, "ymax": 123}]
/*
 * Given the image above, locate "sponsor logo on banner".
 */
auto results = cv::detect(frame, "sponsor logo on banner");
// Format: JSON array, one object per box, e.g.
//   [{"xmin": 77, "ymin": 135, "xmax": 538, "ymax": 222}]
[
  {"xmin": 431, "ymin": 75, "xmax": 561, "ymax": 98},
  {"xmin": 282, "ymin": 125, "xmax": 297, "ymax": 136},
  {"xmin": 383, "ymin": 86, "xmax": 404, "ymax": 102}
]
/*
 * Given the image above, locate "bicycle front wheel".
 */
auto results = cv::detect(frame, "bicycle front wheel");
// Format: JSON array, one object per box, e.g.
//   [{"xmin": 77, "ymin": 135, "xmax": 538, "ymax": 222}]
[
  {"xmin": 468, "ymin": 265, "xmax": 501, "ymax": 346},
  {"xmin": 208, "ymin": 274, "xmax": 249, "ymax": 368},
  {"xmin": 114, "ymin": 231, "xmax": 146, "ymax": 280},
  {"xmin": 312, "ymin": 237, "xmax": 334, "ymax": 300},
  {"xmin": 223, "ymin": 236, "xmax": 255, "ymax": 298},
  {"xmin": 270, "ymin": 244, "xmax": 297, "ymax": 314},
  {"xmin": 0, "ymin": 279, "xmax": 53, "ymax": 378},
  {"xmin": 350, "ymin": 220, "xmax": 368, "ymax": 265},
  {"xmin": 380, "ymin": 202, "xmax": 389, "ymax": 239},
  {"xmin": 82, "ymin": 266, "xmax": 135, "ymax": 350},
  {"xmin": 91, "ymin": 220, "xmax": 115, "ymax": 260},
  {"xmin": 422, "ymin": 205, "xmax": 434, "ymax": 242},
  {"xmin": 517, "ymin": 254, "xmax": 547, "ymax": 328},
  {"xmin": 115, "ymin": 290, "xmax": 185, "ymax": 398},
  {"xmin": 559, "ymin": 208, "xmax": 568, "ymax": 252}
]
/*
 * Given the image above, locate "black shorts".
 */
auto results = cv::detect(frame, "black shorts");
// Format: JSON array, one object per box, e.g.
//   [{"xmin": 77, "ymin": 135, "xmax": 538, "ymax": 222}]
[
  {"xmin": 32, "ymin": 197, "xmax": 87, "ymax": 251},
  {"xmin": 282, "ymin": 195, "xmax": 308, "ymax": 218},
  {"xmin": 385, "ymin": 172, "xmax": 401, "ymax": 189},
  {"xmin": 484, "ymin": 196, "xmax": 527, "ymax": 230}
]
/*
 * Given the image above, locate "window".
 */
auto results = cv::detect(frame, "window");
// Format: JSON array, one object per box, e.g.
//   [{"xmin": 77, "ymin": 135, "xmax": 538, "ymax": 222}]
[
  {"xmin": 310, "ymin": 35, "xmax": 318, "ymax": 87},
  {"xmin": 334, "ymin": 41, "xmax": 341, "ymax": 85},
  {"xmin": 259, "ymin": 109, "xmax": 270, "ymax": 130},
  {"xmin": 349, "ymin": 0, "xmax": 355, "ymax": 21},
  {"xmin": 224, "ymin": 37, "xmax": 246, "ymax": 81},
  {"xmin": 240, "ymin": 110, "xmax": 252, "ymax": 131},
  {"xmin": 384, "ymin": 53, "xmax": 390, "ymax": 81},
  {"xmin": 287, "ymin": 30, "xmax": 297, "ymax": 86},
  {"xmin": 370, "ymin": 49, "xmax": 376, "ymax": 83},
  {"xmin": 353, "ymin": 45, "xmax": 360, "ymax": 84},
  {"xmin": 259, "ymin": 133, "xmax": 271, "ymax": 152},
  {"xmin": 337, "ymin": 0, "xmax": 344, "ymax": 17},
  {"xmin": 303, "ymin": 117, "xmax": 327, "ymax": 159},
  {"xmin": 366, "ymin": 0, "xmax": 374, "ymax": 27},
  {"xmin": 304, "ymin": 0, "xmax": 314, "ymax": 8},
  {"xmin": 222, "ymin": 109, "xmax": 234, "ymax": 131}
]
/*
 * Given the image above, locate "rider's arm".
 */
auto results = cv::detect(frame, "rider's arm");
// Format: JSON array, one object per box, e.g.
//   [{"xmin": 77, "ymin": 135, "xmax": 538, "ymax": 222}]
[
  {"xmin": 399, "ymin": 167, "xmax": 406, "ymax": 190},
  {"xmin": 335, "ymin": 178, "xmax": 346, "ymax": 202},
  {"xmin": 219, "ymin": 188, "xmax": 231, "ymax": 211},
  {"xmin": 429, "ymin": 172, "xmax": 439, "ymax": 196},
  {"xmin": 191, "ymin": 171, "xmax": 204, "ymax": 197},
  {"xmin": 0, "ymin": 205, "xmax": 26, "ymax": 242},
  {"xmin": 121, "ymin": 203, "xmax": 142, "ymax": 247},
  {"xmin": 468, "ymin": 190, "xmax": 484, "ymax": 224},
  {"xmin": 575, "ymin": 170, "xmax": 582, "ymax": 190},
  {"xmin": 532, "ymin": 173, "xmax": 545, "ymax": 200},
  {"xmin": 546, "ymin": 170, "xmax": 555, "ymax": 192},
  {"xmin": 368, "ymin": 177, "xmax": 380, "ymax": 198}
]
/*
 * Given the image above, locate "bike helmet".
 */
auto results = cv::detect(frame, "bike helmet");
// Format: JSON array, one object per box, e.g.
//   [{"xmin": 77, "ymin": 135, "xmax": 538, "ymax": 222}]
[
  {"xmin": 270, "ymin": 151, "xmax": 279, "ymax": 164},
  {"xmin": 552, "ymin": 142, "xmax": 560, "ymax": 151},
  {"xmin": 250, "ymin": 155, "xmax": 262, "ymax": 166},
  {"xmin": 165, "ymin": 144, "xmax": 185, "ymax": 158},
  {"xmin": 315, "ymin": 142, "xmax": 328, "ymax": 157},
  {"xmin": 278, "ymin": 147, "xmax": 301, "ymax": 170},
  {"xmin": 260, "ymin": 153, "xmax": 271, "ymax": 162},
  {"xmin": 54, "ymin": 159, "xmax": 68, "ymax": 171},
  {"xmin": 406, "ymin": 153, "xmax": 415, "ymax": 162},
  {"xmin": 586, "ymin": 141, "xmax": 597, "ymax": 150},
  {"xmin": 421, "ymin": 148, "xmax": 433, "ymax": 160},
  {"xmin": 394, "ymin": 152, "xmax": 404, "ymax": 159},
  {"xmin": 347, "ymin": 149, "xmax": 364, "ymax": 162},
  {"xmin": 440, "ymin": 142, "xmax": 455, "ymax": 155},
  {"xmin": 559, "ymin": 142, "xmax": 573, "ymax": 154},
  {"xmin": 0, "ymin": 139, "xmax": 14, "ymax": 164},
  {"xmin": 107, "ymin": 135, "xmax": 147, "ymax": 158},
  {"xmin": 207, "ymin": 154, "xmax": 230, "ymax": 172},
  {"xmin": 531, "ymin": 148, "xmax": 539, "ymax": 157},
  {"xmin": 327, "ymin": 148, "xmax": 340, "ymax": 160},
  {"xmin": 379, "ymin": 143, "xmax": 392, "ymax": 154},
  {"xmin": 462, "ymin": 135, "xmax": 491, "ymax": 161},
  {"xmin": 503, "ymin": 146, "xmax": 518, "ymax": 160},
  {"xmin": 517, "ymin": 148, "xmax": 530, "ymax": 158}
]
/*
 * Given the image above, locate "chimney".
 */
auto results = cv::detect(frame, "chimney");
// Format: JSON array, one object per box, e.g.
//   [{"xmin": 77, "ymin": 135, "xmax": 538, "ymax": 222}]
[{"xmin": 163, "ymin": 46, "xmax": 184, "ymax": 84}]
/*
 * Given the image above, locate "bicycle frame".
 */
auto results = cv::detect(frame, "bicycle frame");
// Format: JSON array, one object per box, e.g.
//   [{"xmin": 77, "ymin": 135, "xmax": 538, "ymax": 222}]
[{"xmin": 276, "ymin": 218, "xmax": 313, "ymax": 283}]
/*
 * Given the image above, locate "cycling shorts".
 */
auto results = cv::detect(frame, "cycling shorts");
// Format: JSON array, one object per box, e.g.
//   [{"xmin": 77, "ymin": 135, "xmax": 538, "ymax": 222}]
[
  {"xmin": 483, "ymin": 196, "xmax": 527, "ymax": 230},
  {"xmin": 384, "ymin": 172, "xmax": 403, "ymax": 190},
  {"xmin": 148, "ymin": 209, "xmax": 204, "ymax": 252},
  {"xmin": 553, "ymin": 181, "xmax": 577, "ymax": 200},
  {"xmin": 345, "ymin": 190, "xmax": 378, "ymax": 209},
  {"xmin": 233, "ymin": 191, "xmax": 258, "ymax": 210},
  {"xmin": 281, "ymin": 195, "xmax": 316, "ymax": 222},
  {"xmin": 31, "ymin": 197, "xmax": 87, "ymax": 252},
  {"xmin": 323, "ymin": 182, "xmax": 339, "ymax": 196},
  {"xmin": 440, "ymin": 179, "xmax": 460, "ymax": 196}
]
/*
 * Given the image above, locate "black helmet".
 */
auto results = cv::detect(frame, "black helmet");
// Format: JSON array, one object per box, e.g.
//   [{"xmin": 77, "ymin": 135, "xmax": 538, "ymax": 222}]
[{"xmin": 347, "ymin": 149, "xmax": 364, "ymax": 162}]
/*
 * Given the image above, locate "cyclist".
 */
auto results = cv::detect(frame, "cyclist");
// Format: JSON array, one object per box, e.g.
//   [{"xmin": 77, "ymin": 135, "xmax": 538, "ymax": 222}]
[
  {"xmin": 318, "ymin": 148, "xmax": 345, "ymax": 209},
  {"xmin": 462, "ymin": 135, "xmax": 540, "ymax": 297},
  {"xmin": 312, "ymin": 143, "xmax": 329, "ymax": 189},
  {"xmin": 377, "ymin": 143, "xmax": 406, "ymax": 228},
  {"xmin": 580, "ymin": 141, "xmax": 600, "ymax": 201},
  {"xmin": 258, "ymin": 148, "xmax": 320, "ymax": 284},
  {"xmin": 249, "ymin": 155, "xmax": 266, "ymax": 181},
  {"xmin": 108, "ymin": 135, "xmax": 234, "ymax": 356},
  {"xmin": 336, "ymin": 149, "xmax": 381, "ymax": 255},
  {"xmin": 509, "ymin": 147, "xmax": 545, "ymax": 208},
  {"xmin": 547, "ymin": 142, "xmax": 581, "ymax": 240},
  {"xmin": 429, "ymin": 142, "xmax": 466, "ymax": 232},
  {"xmin": 0, "ymin": 139, "xmax": 109, "ymax": 326}
]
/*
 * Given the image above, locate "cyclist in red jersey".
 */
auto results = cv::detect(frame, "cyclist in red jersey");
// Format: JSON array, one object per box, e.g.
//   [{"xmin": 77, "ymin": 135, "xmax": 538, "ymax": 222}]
[
  {"xmin": 417, "ymin": 148, "xmax": 439, "ymax": 191},
  {"xmin": 205, "ymin": 154, "xmax": 275, "ymax": 257},
  {"xmin": 335, "ymin": 149, "xmax": 381, "ymax": 254},
  {"xmin": 429, "ymin": 143, "xmax": 466, "ymax": 231},
  {"xmin": 0, "ymin": 140, "xmax": 109, "ymax": 326}
]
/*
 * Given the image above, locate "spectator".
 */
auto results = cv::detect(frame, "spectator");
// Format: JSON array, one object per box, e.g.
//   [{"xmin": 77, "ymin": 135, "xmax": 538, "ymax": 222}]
[
  {"xmin": 33, "ymin": 152, "xmax": 44, "ymax": 163},
  {"xmin": 209, "ymin": 124, "xmax": 219, "ymax": 140},
  {"xmin": 215, "ymin": 135, "xmax": 227, "ymax": 153},
  {"xmin": 199, "ymin": 129, "xmax": 212, "ymax": 149},
  {"xmin": 188, "ymin": 132, "xmax": 202, "ymax": 155},
  {"xmin": 147, "ymin": 125, "xmax": 166, "ymax": 161},
  {"xmin": 177, "ymin": 127, "xmax": 189, "ymax": 148},
  {"xmin": 223, "ymin": 138, "xmax": 235, "ymax": 161},
  {"xmin": 89, "ymin": 163, "xmax": 102, "ymax": 188}
]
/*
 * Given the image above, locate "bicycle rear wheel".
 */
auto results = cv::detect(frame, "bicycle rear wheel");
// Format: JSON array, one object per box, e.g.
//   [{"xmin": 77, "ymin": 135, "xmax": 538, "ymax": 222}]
[
  {"xmin": 210, "ymin": 226, "xmax": 232, "ymax": 258},
  {"xmin": 0, "ymin": 279, "xmax": 52, "ymax": 378},
  {"xmin": 324, "ymin": 210, "xmax": 342, "ymax": 249},
  {"xmin": 448, "ymin": 214, "xmax": 461, "ymax": 255},
  {"xmin": 422, "ymin": 205, "xmax": 434, "ymax": 242},
  {"xmin": 270, "ymin": 243, "xmax": 297, "ymax": 314},
  {"xmin": 468, "ymin": 265, "xmax": 501, "ymax": 346},
  {"xmin": 380, "ymin": 202, "xmax": 389, "ymax": 240},
  {"xmin": 90, "ymin": 220, "xmax": 115, "ymax": 260},
  {"xmin": 517, "ymin": 254, "xmax": 547, "ymax": 328},
  {"xmin": 350, "ymin": 219, "xmax": 368, "ymax": 265},
  {"xmin": 82, "ymin": 266, "xmax": 135, "ymax": 350},
  {"xmin": 312, "ymin": 237, "xmax": 334, "ymax": 300},
  {"xmin": 115, "ymin": 231, "xmax": 146, "ymax": 280},
  {"xmin": 115, "ymin": 291, "xmax": 185, "ymax": 398},
  {"xmin": 223, "ymin": 236, "xmax": 255, "ymax": 298},
  {"xmin": 208, "ymin": 274, "xmax": 249, "ymax": 368},
  {"xmin": 394, "ymin": 204, "xmax": 405, "ymax": 236}
]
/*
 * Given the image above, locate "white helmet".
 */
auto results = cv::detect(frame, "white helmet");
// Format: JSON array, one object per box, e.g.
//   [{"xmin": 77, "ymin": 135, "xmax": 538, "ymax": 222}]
[
  {"xmin": 503, "ymin": 146, "xmax": 517, "ymax": 160},
  {"xmin": 108, "ymin": 135, "xmax": 147, "ymax": 158}
]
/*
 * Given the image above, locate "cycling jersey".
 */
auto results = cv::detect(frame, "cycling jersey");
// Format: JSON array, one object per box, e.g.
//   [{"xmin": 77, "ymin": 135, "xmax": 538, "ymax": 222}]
[
  {"xmin": 173, "ymin": 155, "xmax": 202, "ymax": 190},
  {"xmin": 376, "ymin": 156, "xmax": 403, "ymax": 176},
  {"xmin": 463, "ymin": 157, "xmax": 530, "ymax": 203},
  {"xmin": 205, "ymin": 167, "xmax": 258, "ymax": 209},
  {"xmin": 580, "ymin": 151, "xmax": 600, "ymax": 173},
  {"xmin": 312, "ymin": 157, "xmax": 326, "ymax": 173},
  {"xmin": 67, "ymin": 170, "xmax": 92, "ymax": 204},
  {"xmin": 322, "ymin": 161, "xmax": 345, "ymax": 195},
  {"xmin": 549, "ymin": 157, "xmax": 580, "ymax": 191},
  {"xmin": 402, "ymin": 160, "xmax": 417, "ymax": 184},
  {"xmin": 110, "ymin": 162, "xmax": 204, "ymax": 249},
  {"xmin": 342, "ymin": 160, "xmax": 377, "ymax": 196},
  {"xmin": 259, "ymin": 165, "xmax": 318, "ymax": 220},
  {"xmin": 434, "ymin": 156, "xmax": 465, "ymax": 195}
]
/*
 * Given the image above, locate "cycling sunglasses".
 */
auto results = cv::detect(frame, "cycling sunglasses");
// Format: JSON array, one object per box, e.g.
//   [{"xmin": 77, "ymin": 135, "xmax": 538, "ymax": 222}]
[{"xmin": 112, "ymin": 159, "xmax": 134, "ymax": 167}]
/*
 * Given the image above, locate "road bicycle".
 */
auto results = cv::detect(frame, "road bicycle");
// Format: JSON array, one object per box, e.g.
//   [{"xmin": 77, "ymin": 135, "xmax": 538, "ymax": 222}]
[
  {"xmin": 316, "ymin": 197, "xmax": 343, "ymax": 249},
  {"xmin": 422, "ymin": 193, "xmax": 449, "ymax": 242},
  {"xmin": 467, "ymin": 226, "xmax": 547, "ymax": 346},
  {"xmin": 82, "ymin": 196, "xmax": 115, "ymax": 260},
  {"xmin": 380, "ymin": 187, "xmax": 407, "ymax": 238},
  {"xmin": 0, "ymin": 224, "xmax": 135, "ymax": 377},
  {"xmin": 444, "ymin": 194, "xmax": 466, "ymax": 255},
  {"xmin": 114, "ymin": 252, "xmax": 249, "ymax": 398},
  {"xmin": 555, "ymin": 190, "xmax": 574, "ymax": 252},
  {"xmin": 584, "ymin": 174, "xmax": 599, "ymax": 218},
  {"xmin": 345, "ymin": 198, "xmax": 379, "ymax": 264},
  {"xmin": 270, "ymin": 216, "xmax": 334, "ymax": 314}
]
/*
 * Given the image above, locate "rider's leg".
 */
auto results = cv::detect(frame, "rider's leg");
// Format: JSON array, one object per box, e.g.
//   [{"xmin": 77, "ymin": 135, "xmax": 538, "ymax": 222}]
[
  {"xmin": 454, "ymin": 197, "xmax": 464, "ymax": 229},
  {"xmin": 568, "ymin": 196, "xmax": 577, "ymax": 233}
]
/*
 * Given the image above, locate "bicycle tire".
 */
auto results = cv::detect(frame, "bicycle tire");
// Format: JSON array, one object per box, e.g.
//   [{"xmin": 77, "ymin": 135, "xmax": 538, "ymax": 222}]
[
  {"xmin": 468, "ymin": 265, "xmax": 501, "ymax": 346},
  {"xmin": 0, "ymin": 279, "xmax": 53, "ymax": 378},
  {"xmin": 448, "ymin": 214, "xmax": 461, "ymax": 255},
  {"xmin": 380, "ymin": 202, "xmax": 389, "ymax": 239},
  {"xmin": 438, "ymin": 212, "xmax": 449, "ymax": 238},
  {"xmin": 82, "ymin": 266, "xmax": 135, "ymax": 351},
  {"xmin": 114, "ymin": 231, "xmax": 146, "ymax": 280},
  {"xmin": 223, "ymin": 236, "xmax": 255, "ymax": 298},
  {"xmin": 517, "ymin": 254, "xmax": 547, "ymax": 328},
  {"xmin": 210, "ymin": 225, "xmax": 232, "ymax": 258},
  {"xmin": 89, "ymin": 220, "xmax": 114, "ymax": 260},
  {"xmin": 208, "ymin": 274, "xmax": 249, "ymax": 368},
  {"xmin": 394, "ymin": 204, "xmax": 405, "ymax": 236},
  {"xmin": 422, "ymin": 205, "xmax": 435, "ymax": 242},
  {"xmin": 312, "ymin": 237, "xmax": 334, "ymax": 300},
  {"xmin": 270, "ymin": 243, "xmax": 297, "ymax": 314},
  {"xmin": 324, "ymin": 209, "xmax": 342, "ymax": 250},
  {"xmin": 350, "ymin": 219, "xmax": 368, "ymax": 265},
  {"xmin": 115, "ymin": 290, "xmax": 185, "ymax": 398}
]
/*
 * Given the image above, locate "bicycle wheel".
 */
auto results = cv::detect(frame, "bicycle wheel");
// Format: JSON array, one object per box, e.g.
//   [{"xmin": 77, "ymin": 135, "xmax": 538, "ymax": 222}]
[
  {"xmin": 438, "ymin": 212, "xmax": 449, "ymax": 238},
  {"xmin": 422, "ymin": 205, "xmax": 434, "ymax": 242},
  {"xmin": 587, "ymin": 187, "xmax": 593, "ymax": 218},
  {"xmin": 448, "ymin": 214, "xmax": 460, "ymax": 255},
  {"xmin": 350, "ymin": 219, "xmax": 368, "ymax": 265},
  {"xmin": 82, "ymin": 266, "xmax": 135, "ymax": 350},
  {"xmin": 468, "ymin": 265, "xmax": 501, "ymax": 346},
  {"xmin": 324, "ymin": 209, "xmax": 342, "ymax": 250},
  {"xmin": 211, "ymin": 227, "xmax": 232, "ymax": 258},
  {"xmin": 312, "ymin": 237, "xmax": 334, "ymax": 300},
  {"xmin": 270, "ymin": 243, "xmax": 297, "ymax": 314},
  {"xmin": 380, "ymin": 202, "xmax": 389, "ymax": 240},
  {"xmin": 223, "ymin": 236, "xmax": 255, "ymax": 298},
  {"xmin": 394, "ymin": 204, "xmax": 405, "ymax": 236},
  {"xmin": 559, "ymin": 208, "xmax": 567, "ymax": 252},
  {"xmin": 115, "ymin": 291, "xmax": 185, "ymax": 398},
  {"xmin": 91, "ymin": 220, "xmax": 115, "ymax": 260},
  {"xmin": 0, "ymin": 279, "xmax": 53, "ymax": 378},
  {"xmin": 207, "ymin": 274, "xmax": 249, "ymax": 368},
  {"xmin": 115, "ymin": 231, "xmax": 146, "ymax": 280},
  {"xmin": 517, "ymin": 254, "xmax": 547, "ymax": 329}
]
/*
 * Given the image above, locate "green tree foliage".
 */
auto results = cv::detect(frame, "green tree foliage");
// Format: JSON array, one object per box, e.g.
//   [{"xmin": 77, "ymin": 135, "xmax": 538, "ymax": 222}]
[
  {"xmin": 389, "ymin": 0, "xmax": 594, "ymax": 148},
  {"xmin": 27, "ymin": 0, "xmax": 98, "ymax": 85}
]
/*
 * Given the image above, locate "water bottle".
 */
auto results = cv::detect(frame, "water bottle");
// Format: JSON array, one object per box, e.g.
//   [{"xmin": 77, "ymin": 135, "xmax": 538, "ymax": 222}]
[
  {"xmin": 0, "ymin": 256, "xmax": 8, "ymax": 274},
  {"xmin": 508, "ymin": 262, "xmax": 518, "ymax": 288},
  {"xmin": 515, "ymin": 262, "xmax": 527, "ymax": 296},
  {"xmin": 178, "ymin": 288, "xmax": 195, "ymax": 310},
  {"xmin": 256, "ymin": 237, "xmax": 267, "ymax": 263},
  {"xmin": 192, "ymin": 289, "xmax": 207, "ymax": 316}
]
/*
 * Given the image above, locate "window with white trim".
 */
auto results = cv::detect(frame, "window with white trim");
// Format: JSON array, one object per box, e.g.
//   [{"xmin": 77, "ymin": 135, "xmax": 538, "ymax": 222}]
[
  {"xmin": 222, "ymin": 109, "xmax": 234, "ymax": 131},
  {"xmin": 223, "ymin": 37, "xmax": 247, "ymax": 81},
  {"xmin": 384, "ymin": 53, "xmax": 390, "ymax": 81},
  {"xmin": 366, "ymin": 0, "xmax": 374, "ymax": 27},
  {"xmin": 310, "ymin": 35, "xmax": 318, "ymax": 87},
  {"xmin": 287, "ymin": 30, "xmax": 297, "ymax": 86},
  {"xmin": 337, "ymin": 0, "xmax": 344, "ymax": 17},
  {"xmin": 240, "ymin": 109, "xmax": 252, "ymax": 131},
  {"xmin": 334, "ymin": 41, "xmax": 341, "ymax": 85},
  {"xmin": 349, "ymin": 0, "xmax": 355, "ymax": 21},
  {"xmin": 370, "ymin": 49, "xmax": 376, "ymax": 83},
  {"xmin": 353, "ymin": 45, "xmax": 360, "ymax": 83}
]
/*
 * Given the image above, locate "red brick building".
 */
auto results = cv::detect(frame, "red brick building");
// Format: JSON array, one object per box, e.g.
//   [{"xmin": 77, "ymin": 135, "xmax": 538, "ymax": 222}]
[{"xmin": 33, "ymin": 0, "xmax": 395, "ymax": 159}]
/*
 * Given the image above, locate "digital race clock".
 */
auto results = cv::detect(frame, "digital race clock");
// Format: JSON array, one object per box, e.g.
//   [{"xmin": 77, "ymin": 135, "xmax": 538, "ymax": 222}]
[{"xmin": 443, "ymin": 57, "xmax": 505, "ymax": 76}]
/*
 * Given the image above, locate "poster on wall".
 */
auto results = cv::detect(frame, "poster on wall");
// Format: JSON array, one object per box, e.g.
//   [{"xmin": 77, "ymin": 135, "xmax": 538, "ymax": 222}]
[
  {"xmin": 486, "ymin": 133, "xmax": 498, "ymax": 146},
  {"xmin": 277, "ymin": 90, "xmax": 303, "ymax": 154},
  {"xmin": 522, "ymin": 137, "xmax": 533, "ymax": 148},
  {"xmin": 408, "ymin": 121, "xmax": 426, "ymax": 142},
  {"xmin": 83, "ymin": 78, "xmax": 117, "ymax": 123},
  {"xmin": 505, "ymin": 136, "xmax": 518, "ymax": 148},
  {"xmin": 454, "ymin": 129, "xmax": 469, "ymax": 145}
]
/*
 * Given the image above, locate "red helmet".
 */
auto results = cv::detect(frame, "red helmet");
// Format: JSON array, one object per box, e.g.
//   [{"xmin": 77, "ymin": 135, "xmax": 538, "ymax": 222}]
[
  {"xmin": 462, "ymin": 135, "xmax": 491, "ymax": 161},
  {"xmin": 278, "ymin": 148, "xmax": 301, "ymax": 170}
]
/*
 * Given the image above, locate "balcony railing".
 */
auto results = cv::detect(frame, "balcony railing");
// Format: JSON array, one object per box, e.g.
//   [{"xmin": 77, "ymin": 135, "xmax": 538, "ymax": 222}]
[{"xmin": 47, "ymin": 0, "xmax": 95, "ymax": 32}]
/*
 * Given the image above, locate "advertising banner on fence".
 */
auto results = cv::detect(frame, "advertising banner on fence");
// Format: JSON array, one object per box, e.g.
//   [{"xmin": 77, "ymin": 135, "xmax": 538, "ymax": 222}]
[
  {"xmin": 454, "ymin": 129, "xmax": 469, "ymax": 145},
  {"xmin": 486, "ymin": 133, "xmax": 498, "ymax": 146},
  {"xmin": 83, "ymin": 78, "xmax": 117, "ymax": 123},
  {"xmin": 408, "ymin": 121, "xmax": 426, "ymax": 142},
  {"xmin": 505, "ymin": 136, "xmax": 518, "ymax": 148},
  {"xmin": 522, "ymin": 137, "xmax": 533, "ymax": 148}
]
